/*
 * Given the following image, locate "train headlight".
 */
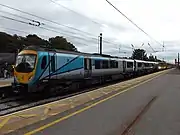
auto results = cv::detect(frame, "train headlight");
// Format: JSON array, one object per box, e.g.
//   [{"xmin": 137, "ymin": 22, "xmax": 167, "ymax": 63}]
[{"xmin": 158, "ymin": 66, "xmax": 161, "ymax": 69}]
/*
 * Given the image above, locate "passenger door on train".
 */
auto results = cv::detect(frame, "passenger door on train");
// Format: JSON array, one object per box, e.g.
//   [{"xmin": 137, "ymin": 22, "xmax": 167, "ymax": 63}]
[
  {"xmin": 50, "ymin": 53, "xmax": 57, "ymax": 79},
  {"xmin": 134, "ymin": 60, "xmax": 136, "ymax": 71},
  {"xmin": 84, "ymin": 58, "xmax": 92, "ymax": 78}
]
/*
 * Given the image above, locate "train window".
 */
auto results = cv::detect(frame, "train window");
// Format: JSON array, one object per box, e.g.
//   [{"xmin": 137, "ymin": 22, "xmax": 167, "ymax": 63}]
[
  {"xmin": 115, "ymin": 61, "xmax": 118, "ymax": 68},
  {"xmin": 41, "ymin": 56, "xmax": 47, "ymax": 69},
  {"xmin": 84, "ymin": 58, "xmax": 87, "ymax": 70},
  {"xmin": 138, "ymin": 63, "xmax": 142, "ymax": 67},
  {"xmin": 127, "ymin": 62, "xmax": 133, "ymax": 68},
  {"xmin": 110, "ymin": 60, "xmax": 118, "ymax": 68},
  {"xmin": 110, "ymin": 60, "xmax": 114, "ymax": 68},
  {"xmin": 144, "ymin": 63, "xmax": 149, "ymax": 67},
  {"xmin": 108, "ymin": 60, "xmax": 111, "ymax": 68},
  {"xmin": 51, "ymin": 56, "xmax": 55, "ymax": 72},
  {"xmin": 95, "ymin": 60, "xmax": 101, "ymax": 69},
  {"xmin": 102, "ymin": 60, "xmax": 108, "ymax": 69}
]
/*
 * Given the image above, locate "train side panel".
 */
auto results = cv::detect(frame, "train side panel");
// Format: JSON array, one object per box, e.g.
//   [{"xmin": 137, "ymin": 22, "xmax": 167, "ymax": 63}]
[
  {"xmin": 91, "ymin": 57, "xmax": 124, "ymax": 77},
  {"xmin": 35, "ymin": 52, "xmax": 84, "ymax": 82}
]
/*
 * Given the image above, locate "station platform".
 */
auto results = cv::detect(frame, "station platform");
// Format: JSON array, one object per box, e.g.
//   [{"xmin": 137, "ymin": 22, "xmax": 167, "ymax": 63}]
[
  {"xmin": 3, "ymin": 69, "xmax": 180, "ymax": 135},
  {"xmin": 0, "ymin": 78, "xmax": 13, "ymax": 87}
]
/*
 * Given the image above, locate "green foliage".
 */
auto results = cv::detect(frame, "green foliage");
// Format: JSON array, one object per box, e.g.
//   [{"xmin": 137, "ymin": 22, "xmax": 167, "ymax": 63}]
[
  {"xmin": 49, "ymin": 36, "xmax": 77, "ymax": 51},
  {"xmin": 0, "ymin": 32, "xmax": 78, "ymax": 53},
  {"xmin": 131, "ymin": 48, "xmax": 162, "ymax": 62},
  {"xmin": 148, "ymin": 55, "xmax": 156, "ymax": 61},
  {"xmin": 24, "ymin": 34, "xmax": 49, "ymax": 46},
  {"xmin": 131, "ymin": 49, "xmax": 148, "ymax": 60}
]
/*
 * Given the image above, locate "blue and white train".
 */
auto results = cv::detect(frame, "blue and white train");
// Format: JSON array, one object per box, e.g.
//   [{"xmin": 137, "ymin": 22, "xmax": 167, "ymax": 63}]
[{"xmin": 12, "ymin": 46, "xmax": 159, "ymax": 93}]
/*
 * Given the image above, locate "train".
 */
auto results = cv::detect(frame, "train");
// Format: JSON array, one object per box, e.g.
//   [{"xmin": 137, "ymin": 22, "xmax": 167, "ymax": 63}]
[{"xmin": 11, "ymin": 46, "xmax": 165, "ymax": 93}]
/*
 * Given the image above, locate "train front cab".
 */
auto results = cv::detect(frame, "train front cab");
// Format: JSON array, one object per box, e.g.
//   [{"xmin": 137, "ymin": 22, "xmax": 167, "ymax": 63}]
[{"xmin": 12, "ymin": 50, "xmax": 38, "ymax": 93}]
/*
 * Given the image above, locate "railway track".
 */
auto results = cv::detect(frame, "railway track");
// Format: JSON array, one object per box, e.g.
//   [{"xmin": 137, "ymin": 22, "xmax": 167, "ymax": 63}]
[{"xmin": 0, "ymin": 70, "xmax": 162, "ymax": 116}]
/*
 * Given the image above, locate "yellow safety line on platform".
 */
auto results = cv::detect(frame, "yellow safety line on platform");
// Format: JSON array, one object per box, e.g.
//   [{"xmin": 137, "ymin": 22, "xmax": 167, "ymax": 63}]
[
  {"xmin": 0, "ymin": 117, "xmax": 11, "ymax": 129},
  {"xmin": 0, "ymin": 114, "xmax": 37, "ymax": 130},
  {"xmin": 17, "ymin": 114, "xmax": 37, "ymax": 118},
  {"xmin": 24, "ymin": 70, "xmax": 168, "ymax": 135}
]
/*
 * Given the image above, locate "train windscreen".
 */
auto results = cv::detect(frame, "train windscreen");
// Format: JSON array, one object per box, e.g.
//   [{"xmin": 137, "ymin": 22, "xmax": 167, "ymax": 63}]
[{"xmin": 15, "ymin": 54, "xmax": 36, "ymax": 73}]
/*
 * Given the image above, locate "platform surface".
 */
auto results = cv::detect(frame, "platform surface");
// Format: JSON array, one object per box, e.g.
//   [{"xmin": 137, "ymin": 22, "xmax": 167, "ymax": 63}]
[
  {"xmin": 0, "ymin": 78, "xmax": 13, "ymax": 87},
  {"xmin": 7, "ymin": 69, "xmax": 180, "ymax": 135}
]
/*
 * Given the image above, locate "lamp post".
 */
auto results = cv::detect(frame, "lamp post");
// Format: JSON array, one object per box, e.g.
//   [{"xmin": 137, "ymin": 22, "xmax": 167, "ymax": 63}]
[
  {"xmin": 99, "ymin": 33, "xmax": 102, "ymax": 55},
  {"xmin": 97, "ymin": 33, "xmax": 103, "ymax": 55}
]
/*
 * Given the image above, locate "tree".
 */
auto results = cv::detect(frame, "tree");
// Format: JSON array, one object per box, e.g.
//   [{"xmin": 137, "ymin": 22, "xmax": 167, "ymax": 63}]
[
  {"xmin": 49, "ymin": 36, "xmax": 77, "ymax": 51},
  {"xmin": 24, "ymin": 34, "xmax": 48, "ymax": 46},
  {"xmin": 0, "ymin": 32, "xmax": 78, "ymax": 53},
  {"xmin": 0, "ymin": 32, "xmax": 19, "ymax": 53},
  {"xmin": 131, "ymin": 49, "xmax": 148, "ymax": 60},
  {"xmin": 149, "ymin": 55, "xmax": 156, "ymax": 61}
]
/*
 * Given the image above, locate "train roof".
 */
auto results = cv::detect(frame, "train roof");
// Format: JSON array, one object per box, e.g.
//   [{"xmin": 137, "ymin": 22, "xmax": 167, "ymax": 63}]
[
  {"xmin": 121, "ymin": 59, "xmax": 134, "ymax": 62},
  {"xmin": 23, "ymin": 45, "xmax": 90, "ymax": 56},
  {"xmin": 22, "ymin": 46, "xmax": 159, "ymax": 63},
  {"xmin": 135, "ymin": 59, "xmax": 158, "ymax": 64},
  {"xmin": 23, "ymin": 46, "xmax": 130, "ymax": 59},
  {"xmin": 135, "ymin": 59, "xmax": 148, "ymax": 63}
]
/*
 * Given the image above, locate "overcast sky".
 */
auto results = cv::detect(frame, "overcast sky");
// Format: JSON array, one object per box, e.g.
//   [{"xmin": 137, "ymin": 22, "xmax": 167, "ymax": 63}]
[{"xmin": 0, "ymin": 0, "xmax": 179, "ymax": 63}]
